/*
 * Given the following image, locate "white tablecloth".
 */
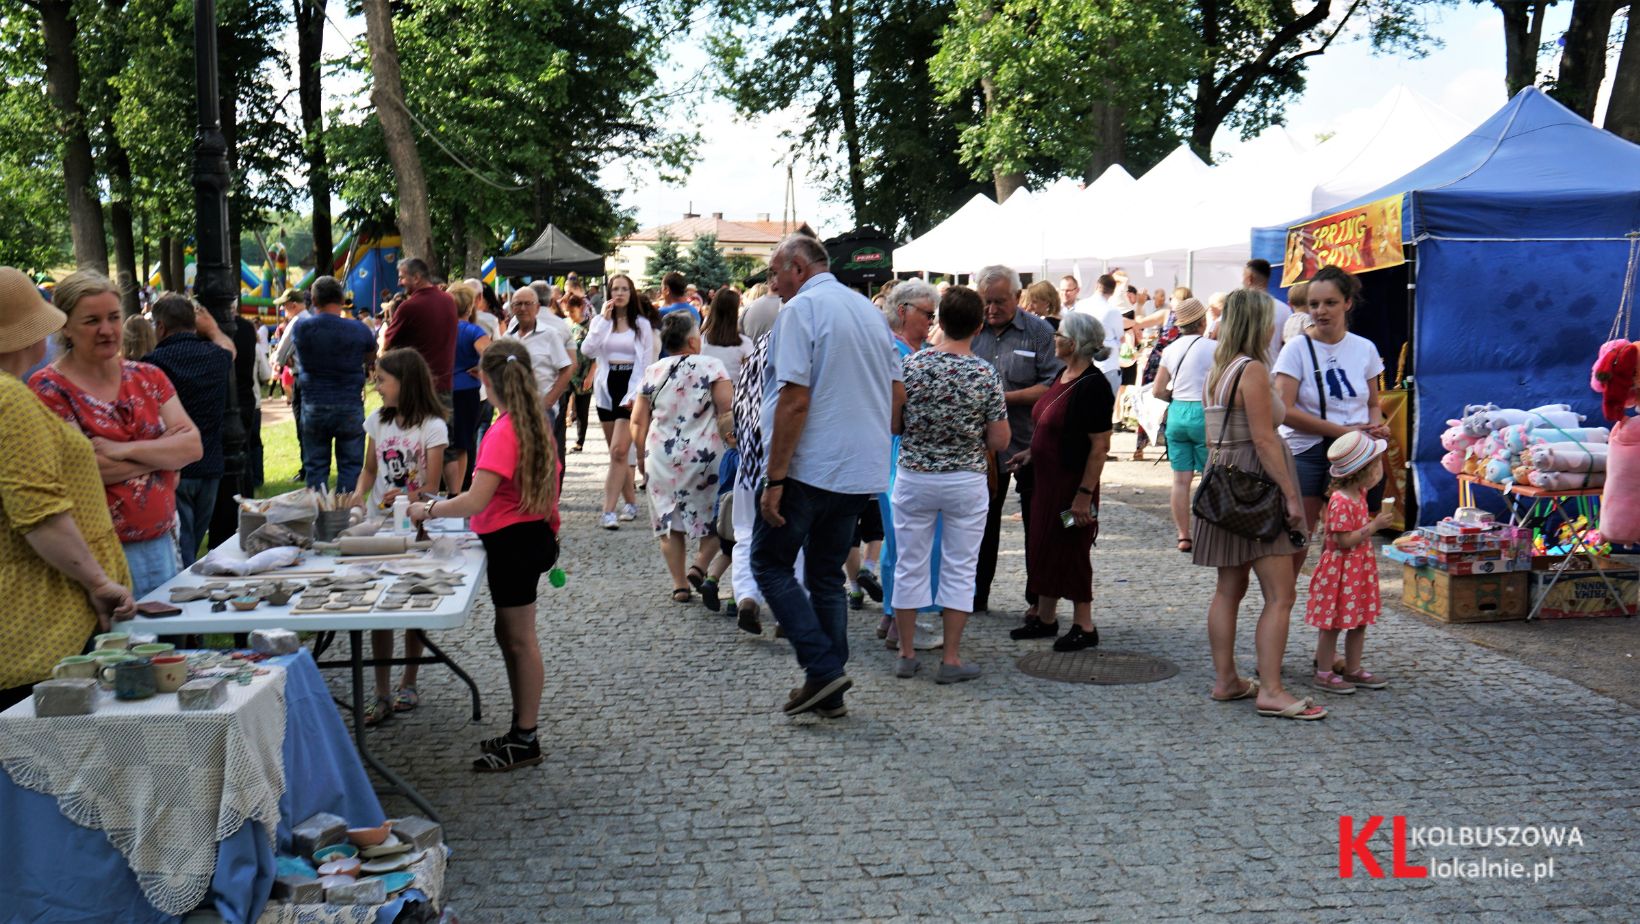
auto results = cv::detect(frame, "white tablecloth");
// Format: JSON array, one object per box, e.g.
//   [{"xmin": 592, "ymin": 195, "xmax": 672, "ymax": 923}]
[{"xmin": 0, "ymin": 669, "xmax": 288, "ymax": 916}]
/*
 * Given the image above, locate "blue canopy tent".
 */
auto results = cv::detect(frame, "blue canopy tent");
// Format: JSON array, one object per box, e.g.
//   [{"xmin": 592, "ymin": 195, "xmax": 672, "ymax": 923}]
[{"xmin": 1252, "ymin": 88, "xmax": 1640, "ymax": 524}]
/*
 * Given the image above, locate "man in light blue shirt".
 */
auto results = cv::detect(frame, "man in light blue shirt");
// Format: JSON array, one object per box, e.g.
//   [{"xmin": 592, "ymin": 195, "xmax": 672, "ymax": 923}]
[{"xmin": 754, "ymin": 234, "xmax": 903, "ymax": 717}]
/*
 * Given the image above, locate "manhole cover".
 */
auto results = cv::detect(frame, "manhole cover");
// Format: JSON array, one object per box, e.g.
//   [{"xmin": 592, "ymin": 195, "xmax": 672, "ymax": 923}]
[{"xmin": 1016, "ymin": 649, "xmax": 1179, "ymax": 685}]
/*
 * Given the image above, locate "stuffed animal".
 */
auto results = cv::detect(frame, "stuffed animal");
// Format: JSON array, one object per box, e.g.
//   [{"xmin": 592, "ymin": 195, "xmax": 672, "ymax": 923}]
[
  {"xmin": 1592, "ymin": 339, "xmax": 1639, "ymax": 423},
  {"xmin": 1462, "ymin": 404, "xmax": 1585, "ymax": 436},
  {"xmin": 1527, "ymin": 470, "xmax": 1604, "ymax": 490},
  {"xmin": 1604, "ymin": 417, "xmax": 1640, "ymax": 543},
  {"xmin": 1530, "ymin": 442, "xmax": 1609, "ymax": 472},
  {"xmin": 1484, "ymin": 457, "xmax": 1515, "ymax": 484},
  {"xmin": 1441, "ymin": 450, "xmax": 1466, "ymax": 474},
  {"xmin": 1441, "ymin": 420, "xmax": 1481, "ymax": 453}
]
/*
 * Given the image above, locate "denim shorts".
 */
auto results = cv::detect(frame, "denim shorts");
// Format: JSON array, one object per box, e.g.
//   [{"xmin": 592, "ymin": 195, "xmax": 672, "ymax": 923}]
[
  {"xmin": 1293, "ymin": 441, "xmax": 1332, "ymax": 498},
  {"xmin": 1164, "ymin": 401, "xmax": 1208, "ymax": 473},
  {"xmin": 123, "ymin": 533, "xmax": 182, "ymax": 599}
]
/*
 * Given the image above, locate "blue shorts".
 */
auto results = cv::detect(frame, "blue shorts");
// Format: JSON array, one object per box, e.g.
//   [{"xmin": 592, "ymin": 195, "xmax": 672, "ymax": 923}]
[
  {"xmin": 1164, "ymin": 401, "xmax": 1209, "ymax": 472},
  {"xmin": 123, "ymin": 533, "xmax": 182, "ymax": 599},
  {"xmin": 1293, "ymin": 441, "xmax": 1332, "ymax": 498}
]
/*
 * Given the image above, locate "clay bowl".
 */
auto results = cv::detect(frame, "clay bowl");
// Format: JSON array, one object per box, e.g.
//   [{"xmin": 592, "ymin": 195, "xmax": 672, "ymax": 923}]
[
  {"xmin": 318, "ymin": 856, "xmax": 361, "ymax": 879},
  {"xmin": 312, "ymin": 843, "xmax": 358, "ymax": 863},
  {"xmin": 347, "ymin": 821, "xmax": 392, "ymax": 847},
  {"xmin": 229, "ymin": 596, "xmax": 261, "ymax": 611}
]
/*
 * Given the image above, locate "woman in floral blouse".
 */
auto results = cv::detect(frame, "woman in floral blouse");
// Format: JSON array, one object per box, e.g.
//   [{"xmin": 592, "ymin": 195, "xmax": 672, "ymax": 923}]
[
  {"xmin": 632, "ymin": 312, "xmax": 735, "ymax": 603},
  {"xmin": 888, "ymin": 286, "xmax": 1009, "ymax": 685},
  {"xmin": 30, "ymin": 272, "xmax": 201, "ymax": 597}
]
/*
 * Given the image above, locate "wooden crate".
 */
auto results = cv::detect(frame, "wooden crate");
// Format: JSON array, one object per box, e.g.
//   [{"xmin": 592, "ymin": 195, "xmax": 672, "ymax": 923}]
[
  {"xmin": 1401, "ymin": 565, "xmax": 1529, "ymax": 623},
  {"xmin": 1529, "ymin": 568, "xmax": 1639, "ymax": 619}
]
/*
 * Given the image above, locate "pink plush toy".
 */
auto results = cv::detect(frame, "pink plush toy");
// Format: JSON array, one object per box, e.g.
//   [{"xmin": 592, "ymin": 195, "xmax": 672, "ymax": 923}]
[
  {"xmin": 1603, "ymin": 417, "xmax": 1640, "ymax": 543},
  {"xmin": 1441, "ymin": 450, "xmax": 1466, "ymax": 474}
]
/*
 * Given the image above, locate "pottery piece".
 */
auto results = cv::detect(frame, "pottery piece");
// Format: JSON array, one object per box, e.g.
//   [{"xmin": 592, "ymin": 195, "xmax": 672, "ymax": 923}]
[
  {"xmin": 31, "ymin": 679, "xmax": 98, "ymax": 716},
  {"xmin": 359, "ymin": 851, "xmax": 417, "ymax": 874},
  {"xmin": 326, "ymin": 877, "xmax": 386, "ymax": 905},
  {"xmin": 388, "ymin": 816, "xmax": 443, "ymax": 851},
  {"xmin": 270, "ymin": 875, "xmax": 323, "ymax": 904},
  {"xmin": 178, "ymin": 677, "xmax": 228, "ymax": 710},
  {"xmin": 347, "ymin": 821, "xmax": 392, "ymax": 847},
  {"xmin": 229, "ymin": 596, "xmax": 260, "ymax": 611},
  {"xmin": 359, "ymin": 833, "xmax": 411, "ymax": 858},
  {"xmin": 362, "ymin": 871, "xmax": 415, "ymax": 896},
  {"xmin": 312, "ymin": 842, "xmax": 359, "ymax": 863},
  {"xmin": 318, "ymin": 857, "xmax": 361, "ymax": 878},
  {"xmin": 292, "ymin": 813, "xmax": 348, "ymax": 858}
]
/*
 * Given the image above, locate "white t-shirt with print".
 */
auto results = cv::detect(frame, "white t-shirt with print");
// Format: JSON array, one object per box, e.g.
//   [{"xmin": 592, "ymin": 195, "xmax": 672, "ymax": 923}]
[
  {"xmin": 1160, "ymin": 334, "xmax": 1215, "ymax": 402},
  {"xmin": 364, "ymin": 411, "xmax": 450, "ymax": 509},
  {"xmin": 1272, "ymin": 332, "xmax": 1384, "ymax": 454}
]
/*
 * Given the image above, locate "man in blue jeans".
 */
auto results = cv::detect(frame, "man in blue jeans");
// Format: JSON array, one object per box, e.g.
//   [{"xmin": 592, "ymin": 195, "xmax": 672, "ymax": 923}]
[
  {"xmin": 753, "ymin": 234, "xmax": 903, "ymax": 717},
  {"xmin": 290, "ymin": 276, "xmax": 377, "ymax": 492},
  {"xmin": 143, "ymin": 293, "xmax": 234, "ymax": 565}
]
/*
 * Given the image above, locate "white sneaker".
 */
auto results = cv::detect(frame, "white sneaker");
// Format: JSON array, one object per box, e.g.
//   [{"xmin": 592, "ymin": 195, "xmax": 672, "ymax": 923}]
[
  {"xmin": 618, "ymin": 503, "xmax": 638, "ymax": 521},
  {"xmin": 599, "ymin": 512, "xmax": 619, "ymax": 530}
]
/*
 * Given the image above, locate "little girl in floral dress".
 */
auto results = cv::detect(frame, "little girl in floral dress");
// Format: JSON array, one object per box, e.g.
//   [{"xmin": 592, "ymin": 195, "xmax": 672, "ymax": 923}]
[{"xmin": 1307, "ymin": 431, "xmax": 1396, "ymax": 695}]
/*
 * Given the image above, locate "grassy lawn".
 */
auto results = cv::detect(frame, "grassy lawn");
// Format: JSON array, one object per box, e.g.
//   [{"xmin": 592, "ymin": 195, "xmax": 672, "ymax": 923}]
[{"xmin": 256, "ymin": 391, "xmax": 382, "ymax": 498}]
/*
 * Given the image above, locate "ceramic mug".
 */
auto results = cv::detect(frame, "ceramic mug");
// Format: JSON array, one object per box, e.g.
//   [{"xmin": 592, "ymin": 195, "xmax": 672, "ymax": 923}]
[
  {"xmin": 131, "ymin": 642, "xmax": 175, "ymax": 658},
  {"xmin": 93, "ymin": 632, "xmax": 129, "ymax": 651},
  {"xmin": 52, "ymin": 655, "xmax": 98, "ymax": 680},
  {"xmin": 94, "ymin": 653, "xmax": 137, "ymax": 690},
  {"xmin": 150, "ymin": 654, "xmax": 188, "ymax": 693},
  {"xmin": 109, "ymin": 657, "xmax": 155, "ymax": 700}
]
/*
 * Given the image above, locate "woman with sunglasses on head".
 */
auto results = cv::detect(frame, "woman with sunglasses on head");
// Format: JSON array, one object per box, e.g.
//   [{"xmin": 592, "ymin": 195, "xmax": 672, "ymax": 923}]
[
  {"xmin": 580, "ymin": 273, "xmax": 654, "ymax": 529},
  {"xmin": 1191, "ymin": 289, "xmax": 1323, "ymax": 720}
]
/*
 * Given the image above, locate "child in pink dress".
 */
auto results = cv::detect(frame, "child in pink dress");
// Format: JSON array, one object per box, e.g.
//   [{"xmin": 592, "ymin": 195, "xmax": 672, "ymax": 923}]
[{"xmin": 1306, "ymin": 431, "xmax": 1395, "ymax": 695}]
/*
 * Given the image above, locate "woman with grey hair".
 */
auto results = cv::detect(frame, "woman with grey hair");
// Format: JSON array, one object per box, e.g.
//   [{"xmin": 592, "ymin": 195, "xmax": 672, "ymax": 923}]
[
  {"xmin": 1007, "ymin": 310, "xmax": 1114, "ymax": 651},
  {"xmin": 875, "ymin": 277, "xmax": 941, "ymax": 644},
  {"xmin": 632, "ymin": 311, "xmax": 735, "ymax": 603}
]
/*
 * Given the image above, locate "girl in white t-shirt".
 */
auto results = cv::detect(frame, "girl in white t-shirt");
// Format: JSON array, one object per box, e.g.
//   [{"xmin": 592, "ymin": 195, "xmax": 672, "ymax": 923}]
[
  {"xmin": 1271, "ymin": 267, "xmax": 1388, "ymax": 573},
  {"xmin": 351, "ymin": 348, "xmax": 449, "ymax": 725}
]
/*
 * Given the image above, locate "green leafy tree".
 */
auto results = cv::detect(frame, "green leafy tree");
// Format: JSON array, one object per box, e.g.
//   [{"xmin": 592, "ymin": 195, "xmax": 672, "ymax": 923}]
[
  {"xmin": 644, "ymin": 231, "xmax": 687, "ymax": 286},
  {"xmin": 683, "ymin": 234, "xmax": 731, "ymax": 291},
  {"xmin": 726, "ymin": 253, "xmax": 765, "ymax": 285},
  {"xmin": 0, "ymin": 11, "xmax": 72, "ymax": 271},
  {"xmin": 712, "ymin": 0, "xmax": 981, "ymax": 237}
]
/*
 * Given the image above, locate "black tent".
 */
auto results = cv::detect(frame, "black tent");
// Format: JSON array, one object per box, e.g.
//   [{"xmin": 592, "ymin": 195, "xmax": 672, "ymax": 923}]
[
  {"xmin": 493, "ymin": 224, "xmax": 606, "ymax": 278},
  {"xmin": 825, "ymin": 227, "xmax": 895, "ymax": 287}
]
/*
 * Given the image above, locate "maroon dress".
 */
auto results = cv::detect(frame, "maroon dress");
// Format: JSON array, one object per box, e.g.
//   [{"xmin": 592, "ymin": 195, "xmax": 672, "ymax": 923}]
[{"xmin": 1026, "ymin": 371, "xmax": 1115, "ymax": 602}]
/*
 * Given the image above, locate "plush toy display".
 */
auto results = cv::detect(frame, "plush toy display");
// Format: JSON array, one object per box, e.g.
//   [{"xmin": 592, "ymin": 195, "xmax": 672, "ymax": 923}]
[
  {"xmin": 1591, "ymin": 339, "xmax": 1639, "ymax": 422},
  {"xmin": 1603, "ymin": 417, "xmax": 1640, "ymax": 543},
  {"xmin": 1529, "ymin": 442, "xmax": 1609, "ymax": 472},
  {"xmin": 1527, "ymin": 470, "xmax": 1606, "ymax": 490},
  {"xmin": 1460, "ymin": 403, "xmax": 1586, "ymax": 438}
]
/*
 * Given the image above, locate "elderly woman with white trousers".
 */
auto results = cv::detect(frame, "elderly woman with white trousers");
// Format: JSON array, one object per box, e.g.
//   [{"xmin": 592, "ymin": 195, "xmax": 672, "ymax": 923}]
[{"xmin": 889, "ymin": 286, "xmax": 1009, "ymax": 685}]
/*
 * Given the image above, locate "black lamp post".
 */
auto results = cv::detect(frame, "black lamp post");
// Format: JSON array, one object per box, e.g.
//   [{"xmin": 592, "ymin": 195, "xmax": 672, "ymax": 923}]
[{"xmin": 193, "ymin": 0, "xmax": 247, "ymax": 533}]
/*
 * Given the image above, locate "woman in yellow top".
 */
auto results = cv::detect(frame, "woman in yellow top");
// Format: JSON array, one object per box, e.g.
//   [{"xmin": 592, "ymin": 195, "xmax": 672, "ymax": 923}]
[{"xmin": 0, "ymin": 267, "xmax": 135, "ymax": 710}]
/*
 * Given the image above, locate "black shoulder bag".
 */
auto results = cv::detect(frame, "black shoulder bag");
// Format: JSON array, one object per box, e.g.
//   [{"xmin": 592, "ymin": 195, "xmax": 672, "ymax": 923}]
[{"xmin": 1191, "ymin": 360, "xmax": 1287, "ymax": 542}]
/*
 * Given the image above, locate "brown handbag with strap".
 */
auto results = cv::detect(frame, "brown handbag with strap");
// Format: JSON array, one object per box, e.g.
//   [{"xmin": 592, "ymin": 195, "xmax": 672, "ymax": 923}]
[{"xmin": 1191, "ymin": 359, "xmax": 1287, "ymax": 542}]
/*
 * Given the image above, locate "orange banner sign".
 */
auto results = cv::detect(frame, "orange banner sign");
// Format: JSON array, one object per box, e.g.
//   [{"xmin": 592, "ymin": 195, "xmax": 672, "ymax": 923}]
[{"xmin": 1282, "ymin": 195, "xmax": 1405, "ymax": 283}]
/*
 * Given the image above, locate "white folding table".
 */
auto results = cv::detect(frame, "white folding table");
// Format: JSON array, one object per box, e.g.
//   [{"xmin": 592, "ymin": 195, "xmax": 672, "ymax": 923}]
[{"xmin": 114, "ymin": 521, "xmax": 486, "ymax": 819}]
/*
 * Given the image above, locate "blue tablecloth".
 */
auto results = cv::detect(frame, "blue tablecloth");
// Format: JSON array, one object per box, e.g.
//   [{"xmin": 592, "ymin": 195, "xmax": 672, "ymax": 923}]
[{"xmin": 0, "ymin": 649, "xmax": 386, "ymax": 923}]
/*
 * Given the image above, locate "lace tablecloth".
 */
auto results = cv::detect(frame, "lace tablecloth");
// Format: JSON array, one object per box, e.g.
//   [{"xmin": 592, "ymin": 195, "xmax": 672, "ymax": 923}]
[{"xmin": 0, "ymin": 668, "xmax": 288, "ymax": 916}]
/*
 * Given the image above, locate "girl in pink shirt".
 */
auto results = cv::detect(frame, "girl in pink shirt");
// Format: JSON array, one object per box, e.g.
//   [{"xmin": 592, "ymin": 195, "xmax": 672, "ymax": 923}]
[{"xmin": 411, "ymin": 339, "xmax": 558, "ymax": 772}]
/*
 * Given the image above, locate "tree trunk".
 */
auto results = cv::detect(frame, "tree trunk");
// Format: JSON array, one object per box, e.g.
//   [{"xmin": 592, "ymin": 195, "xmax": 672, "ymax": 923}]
[
  {"xmin": 1551, "ymin": 0, "xmax": 1620, "ymax": 120},
  {"xmin": 106, "ymin": 136, "xmax": 139, "ymax": 315},
  {"xmin": 827, "ymin": 0, "xmax": 866, "ymax": 222},
  {"xmin": 169, "ymin": 236, "xmax": 186, "ymax": 292},
  {"xmin": 158, "ymin": 235, "xmax": 175, "ymax": 291},
  {"xmin": 1084, "ymin": 98, "xmax": 1126, "ymax": 181},
  {"xmin": 1606, "ymin": 8, "xmax": 1640, "ymax": 140},
  {"xmin": 1497, "ymin": 1, "xmax": 1553, "ymax": 97},
  {"xmin": 361, "ymin": 0, "xmax": 438, "ymax": 273},
  {"xmin": 296, "ymin": 0, "xmax": 333, "ymax": 275},
  {"xmin": 465, "ymin": 230, "xmax": 485, "ymax": 278},
  {"xmin": 39, "ymin": 0, "xmax": 108, "ymax": 272}
]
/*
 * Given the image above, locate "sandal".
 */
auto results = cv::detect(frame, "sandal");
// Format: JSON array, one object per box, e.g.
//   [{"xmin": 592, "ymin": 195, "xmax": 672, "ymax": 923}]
[
  {"xmin": 671, "ymin": 587, "xmax": 692, "ymax": 603},
  {"xmin": 1257, "ymin": 697, "xmax": 1327, "ymax": 720},
  {"xmin": 1210, "ymin": 677, "xmax": 1259, "ymax": 702},
  {"xmin": 393, "ymin": 686, "xmax": 419, "ymax": 712},
  {"xmin": 364, "ymin": 695, "xmax": 392, "ymax": 727},
  {"xmin": 1333, "ymin": 663, "xmax": 1389, "ymax": 690},
  {"xmin": 1176, "ymin": 538, "xmax": 1193, "ymax": 553},
  {"xmin": 1311, "ymin": 671, "xmax": 1357, "ymax": 695},
  {"xmin": 686, "ymin": 565, "xmax": 706, "ymax": 591}
]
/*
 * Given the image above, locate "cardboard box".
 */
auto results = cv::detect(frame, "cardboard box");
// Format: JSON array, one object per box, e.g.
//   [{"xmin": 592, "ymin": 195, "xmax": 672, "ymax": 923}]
[
  {"xmin": 1528, "ymin": 568, "xmax": 1638, "ymax": 619},
  {"xmin": 1441, "ymin": 555, "xmax": 1531, "ymax": 576},
  {"xmin": 1401, "ymin": 565, "xmax": 1529, "ymax": 623}
]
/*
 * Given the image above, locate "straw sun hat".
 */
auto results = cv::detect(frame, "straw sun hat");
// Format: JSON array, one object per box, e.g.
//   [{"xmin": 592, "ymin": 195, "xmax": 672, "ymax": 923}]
[
  {"xmin": 1328, "ymin": 430, "xmax": 1388, "ymax": 478},
  {"xmin": 1173, "ymin": 297, "xmax": 1207, "ymax": 327},
  {"xmin": 0, "ymin": 266, "xmax": 67, "ymax": 354}
]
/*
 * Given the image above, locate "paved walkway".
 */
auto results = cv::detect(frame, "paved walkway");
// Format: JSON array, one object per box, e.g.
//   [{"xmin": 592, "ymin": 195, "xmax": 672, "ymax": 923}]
[{"xmin": 337, "ymin": 429, "xmax": 1640, "ymax": 922}]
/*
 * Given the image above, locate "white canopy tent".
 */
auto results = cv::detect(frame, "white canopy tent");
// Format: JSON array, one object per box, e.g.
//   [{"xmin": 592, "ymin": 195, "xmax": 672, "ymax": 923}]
[
  {"xmin": 891, "ymin": 193, "xmax": 1002, "ymax": 276},
  {"xmin": 1102, "ymin": 85, "xmax": 1475, "ymax": 295}
]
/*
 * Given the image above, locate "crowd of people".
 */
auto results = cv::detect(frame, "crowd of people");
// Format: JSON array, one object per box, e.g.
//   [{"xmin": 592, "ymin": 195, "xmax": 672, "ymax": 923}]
[{"xmin": 0, "ymin": 235, "xmax": 1398, "ymax": 767}]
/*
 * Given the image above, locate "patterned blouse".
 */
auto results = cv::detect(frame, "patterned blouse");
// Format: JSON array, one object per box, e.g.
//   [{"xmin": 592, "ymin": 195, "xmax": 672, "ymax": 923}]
[
  {"xmin": 734, "ymin": 333, "xmax": 771, "ymax": 491},
  {"xmin": 0, "ymin": 373, "xmax": 130, "ymax": 688},
  {"xmin": 899, "ymin": 350, "xmax": 1007, "ymax": 474},
  {"xmin": 30, "ymin": 361, "xmax": 179, "ymax": 543}
]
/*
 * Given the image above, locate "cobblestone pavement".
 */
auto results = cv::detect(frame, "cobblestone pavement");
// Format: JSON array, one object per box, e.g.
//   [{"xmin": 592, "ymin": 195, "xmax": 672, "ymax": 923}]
[{"xmin": 337, "ymin": 429, "xmax": 1640, "ymax": 922}]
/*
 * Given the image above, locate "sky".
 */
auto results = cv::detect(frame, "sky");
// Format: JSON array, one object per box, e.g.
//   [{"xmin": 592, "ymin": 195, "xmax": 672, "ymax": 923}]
[{"xmin": 311, "ymin": 3, "xmax": 1603, "ymax": 240}]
